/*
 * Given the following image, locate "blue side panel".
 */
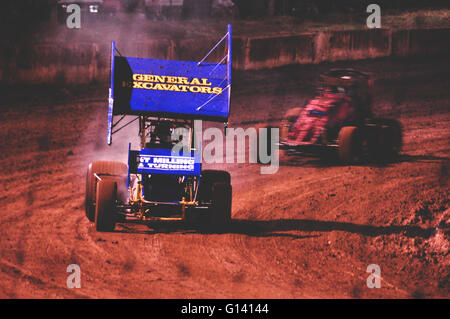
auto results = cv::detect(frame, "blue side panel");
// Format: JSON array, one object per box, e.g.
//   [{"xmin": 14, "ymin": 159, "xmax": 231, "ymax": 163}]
[
  {"xmin": 127, "ymin": 142, "xmax": 131, "ymax": 188},
  {"xmin": 113, "ymin": 58, "xmax": 229, "ymax": 121},
  {"xmin": 131, "ymin": 148, "xmax": 201, "ymax": 176},
  {"xmin": 227, "ymin": 24, "xmax": 232, "ymax": 114},
  {"xmin": 107, "ymin": 41, "xmax": 115, "ymax": 145}
]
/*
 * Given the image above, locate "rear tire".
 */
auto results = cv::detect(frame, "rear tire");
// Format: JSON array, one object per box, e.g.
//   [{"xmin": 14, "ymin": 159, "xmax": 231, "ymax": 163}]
[
  {"xmin": 95, "ymin": 179, "xmax": 117, "ymax": 232},
  {"xmin": 85, "ymin": 161, "xmax": 127, "ymax": 222},
  {"xmin": 197, "ymin": 170, "xmax": 232, "ymax": 232},
  {"xmin": 197, "ymin": 170, "xmax": 231, "ymax": 200},
  {"xmin": 210, "ymin": 182, "xmax": 232, "ymax": 231},
  {"xmin": 338, "ymin": 126, "xmax": 361, "ymax": 163},
  {"xmin": 374, "ymin": 119, "xmax": 403, "ymax": 162}
]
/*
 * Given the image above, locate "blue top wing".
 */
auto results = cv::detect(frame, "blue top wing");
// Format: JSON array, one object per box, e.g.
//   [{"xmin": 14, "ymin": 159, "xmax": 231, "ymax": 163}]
[{"xmin": 112, "ymin": 56, "xmax": 230, "ymax": 121}]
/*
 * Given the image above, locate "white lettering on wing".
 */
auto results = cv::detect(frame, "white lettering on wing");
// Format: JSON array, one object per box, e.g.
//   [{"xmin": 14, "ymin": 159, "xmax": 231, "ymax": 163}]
[{"xmin": 138, "ymin": 155, "xmax": 195, "ymax": 171}]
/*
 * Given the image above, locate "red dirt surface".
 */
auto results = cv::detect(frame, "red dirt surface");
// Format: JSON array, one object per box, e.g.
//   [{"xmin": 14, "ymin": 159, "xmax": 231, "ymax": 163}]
[{"xmin": 0, "ymin": 56, "xmax": 448, "ymax": 299}]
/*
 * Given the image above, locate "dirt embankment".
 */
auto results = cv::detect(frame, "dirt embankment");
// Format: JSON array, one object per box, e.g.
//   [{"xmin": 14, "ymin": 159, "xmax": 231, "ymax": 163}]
[
  {"xmin": 2, "ymin": 17, "xmax": 450, "ymax": 85},
  {"xmin": 0, "ymin": 56, "xmax": 448, "ymax": 298}
]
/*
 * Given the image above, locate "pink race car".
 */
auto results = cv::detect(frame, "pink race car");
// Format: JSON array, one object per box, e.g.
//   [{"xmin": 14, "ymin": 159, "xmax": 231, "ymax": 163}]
[{"xmin": 278, "ymin": 69, "xmax": 402, "ymax": 163}]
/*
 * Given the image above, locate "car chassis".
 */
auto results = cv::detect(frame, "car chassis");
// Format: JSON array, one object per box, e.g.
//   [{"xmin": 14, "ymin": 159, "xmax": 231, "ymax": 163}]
[
  {"xmin": 275, "ymin": 68, "xmax": 403, "ymax": 163},
  {"xmin": 85, "ymin": 25, "xmax": 233, "ymax": 232}
]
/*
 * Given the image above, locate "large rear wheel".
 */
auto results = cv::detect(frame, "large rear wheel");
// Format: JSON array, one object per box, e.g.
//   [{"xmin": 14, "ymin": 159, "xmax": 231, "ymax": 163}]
[
  {"xmin": 85, "ymin": 161, "xmax": 127, "ymax": 222},
  {"xmin": 95, "ymin": 179, "xmax": 117, "ymax": 232},
  {"xmin": 338, "ymin": 126, "xmax": 362, "ymax": 163},
  {"xmin": 197, "ymin": 170, "xmax": 231, "ymax": 200},
  {"xmin": 197, "ymin": 170, "xmax": 232, "ymax": 232},
  {"xmin": 374, "ymin": 119, "xmax": 403, "ymax": 162},
  {"xmin": 210, "ymin": 182, "xmax": 232, "ymax": 230}
]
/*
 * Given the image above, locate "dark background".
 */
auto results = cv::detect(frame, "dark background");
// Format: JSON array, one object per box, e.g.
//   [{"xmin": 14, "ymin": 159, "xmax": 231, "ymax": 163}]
[{"xmin": 1, "ymin": 0, "xmax": 449, "ymax": 24}]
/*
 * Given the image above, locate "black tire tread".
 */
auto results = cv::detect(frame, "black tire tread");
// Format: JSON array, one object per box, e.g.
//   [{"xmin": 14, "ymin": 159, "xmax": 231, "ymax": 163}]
[
  {"xmin": 95, "ymin": 179, "xmax": 117, "ymax": 232},
  {"xmin": 338, "ymin": 126, "xmax": 360, "ymax": 163},
  {"xmin": 85, "ymin": 161, "xmax": 127, "ymax": 222}
]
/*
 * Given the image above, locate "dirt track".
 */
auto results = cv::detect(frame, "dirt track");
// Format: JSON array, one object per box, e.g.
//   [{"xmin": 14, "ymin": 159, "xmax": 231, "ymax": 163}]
[{"xmin": 0, "ymin": 56, "xmax": 448, "ymax": 299}]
